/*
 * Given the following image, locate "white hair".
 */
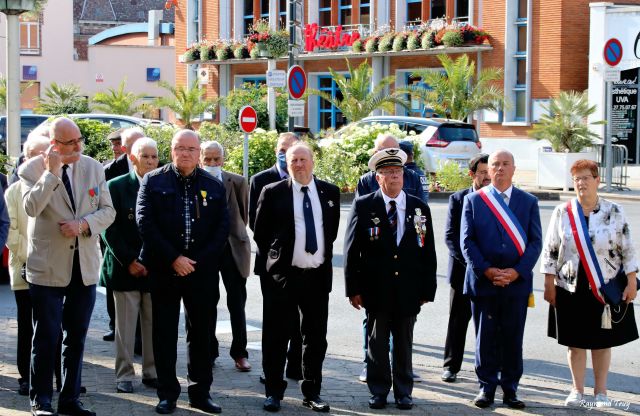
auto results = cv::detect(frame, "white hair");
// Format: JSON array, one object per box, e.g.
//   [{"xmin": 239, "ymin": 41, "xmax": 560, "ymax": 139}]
[
  {"xmin": 130, "ymin": 137, "xmax": 157, "ymax": 157},
  {"xmin": 373, "ymin": 133, "xmax": 399, "ymax": 151},
  {"xmin": 201, "ymin": 140, "xmax": 224, "ymax": 155},
  {"xmin": 23, "ymin": 135, "xmax": 51, "ymax": 158},
  {"xmin": 122, "ymin": 127, "xmax": 145, "ymax": 148}
]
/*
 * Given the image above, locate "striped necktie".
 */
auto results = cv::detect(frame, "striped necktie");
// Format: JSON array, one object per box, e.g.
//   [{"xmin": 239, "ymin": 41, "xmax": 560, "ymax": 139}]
[{"xmin": 388, "ymin": 200, "xmax": 397, "ymax": 244}]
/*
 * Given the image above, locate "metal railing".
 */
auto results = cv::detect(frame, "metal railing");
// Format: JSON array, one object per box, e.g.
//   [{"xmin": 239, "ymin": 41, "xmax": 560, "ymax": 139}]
[
  {"xmin": 594, "ymin": 143, "xmax": 630, "ymax": 190},
  {"xmin": 319, "ymin": 23, "xmax": 372, "ymax": 38}
]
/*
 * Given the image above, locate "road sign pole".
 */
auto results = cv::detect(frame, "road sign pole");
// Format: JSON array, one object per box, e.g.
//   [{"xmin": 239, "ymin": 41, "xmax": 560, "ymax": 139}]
[
  {"xmin": 288, "ymin": 0, "xmax": 295, "ymax": 132},
  {"xmin": 267, "ymin": 59, "xmax": 276, "ymax": 131},
  {"xmin": 243, "ymin": 132, "xmax": 249, "ymax": 180}
]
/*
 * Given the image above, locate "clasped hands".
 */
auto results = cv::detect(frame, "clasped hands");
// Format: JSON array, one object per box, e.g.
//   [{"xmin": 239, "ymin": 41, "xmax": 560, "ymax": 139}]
[
  {"xmin": 485, "ymin": 267, "xmax": 519, "ymax": 287},
  {"xmin": 172, "ymin": 255, "xmax": 196, "ymax": 277}
]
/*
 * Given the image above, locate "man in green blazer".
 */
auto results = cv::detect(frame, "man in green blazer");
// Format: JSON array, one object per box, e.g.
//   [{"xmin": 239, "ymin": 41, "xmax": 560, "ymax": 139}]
[{"xmin": 101, "ymin": 137, "xmax": 160, "ymax": 394}]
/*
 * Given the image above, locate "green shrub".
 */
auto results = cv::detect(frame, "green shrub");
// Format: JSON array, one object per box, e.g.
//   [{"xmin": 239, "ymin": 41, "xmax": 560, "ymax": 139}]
[
  {"xmin": 225, "ymin": 128, "xmax": 278, "ymax": 177},
  {"xmin": 198, "ymin": 122, "xmax": 243, "ymax": 156},
  {"xmin": 442, "ymin": 30, "xmax": 464, "ymax": 47},
  {"xmin": 336, "ymin": 122, "xmax": 408, "ymax": 170},
  {"xmin": 407, "ymin": 32, "xmax": 421, "ymax": 50},
  {"xmin": 143, "ymin": 124, "xmax": 180, "ymax": 165},
  {"xmin": 433, "ymin": 160, "xmax": 471, "ymax": 191},
  {"xmin": 392, "ymin": 33, "xmax": 407, "ymax": 51},
  {"xmin": 77, "ymin": 118, "xmax": 115, "ymax": 162},
  {"xmin": 378, "ymin": 34, "xmax": 394, "ymax": 52},
  {"xmin": 221, "ymin": 84, "xmax": 288, "ymax": 132},
  {"xmin": 351, "ymin": 39, "xmax": 363, "ymax": 52},
  {"xmin": 421, "ymin": 30, "xmax": 436, "ymax": 49},
  {"xmin": 364, "ymin": 37, "xmax": 378, "ymax": 53},
  {"xmin": 313, "ymin": 143, "xmax": 361, "ymax": 192}
]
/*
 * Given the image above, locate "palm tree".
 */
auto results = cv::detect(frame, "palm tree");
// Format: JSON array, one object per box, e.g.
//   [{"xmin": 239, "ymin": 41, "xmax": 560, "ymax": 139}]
[
  {"xmin": 154, "ymin": 80, "xmax": 218, "ymax": 130},
  {"xmin": 404, "ymin": 54, "xmax": 504, "ymax": 122},
  {"xmin": 307, "ymin": 59, "xmax": 409, "ymax": 123},
  {"xmin": 91, "ymin": 79, "xmax": 145, "ymax": 115},
  {"xmin": 34, "ymin": 82, "xmax": 90, "ymax": 114},
  {"xmin": 529, "ymin": 90, "xmax": 604, "ymax": 153}
]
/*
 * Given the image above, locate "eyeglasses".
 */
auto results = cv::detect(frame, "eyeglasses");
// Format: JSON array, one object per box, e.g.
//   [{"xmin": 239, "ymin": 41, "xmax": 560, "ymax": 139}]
[
  {"xmin": 54, "ymin": 137, "xmax": 84, "ymax": 146},
  {"xmin": 572, "ymin": 175, "xmax": 596, "ymax": 183},
  {"xmin": 173, "ymin": 147, "xmax": 199, "ymax": 153},
  {"xmin": 378, "ymin": 168, "xmax": 403, "ymax": 176}
]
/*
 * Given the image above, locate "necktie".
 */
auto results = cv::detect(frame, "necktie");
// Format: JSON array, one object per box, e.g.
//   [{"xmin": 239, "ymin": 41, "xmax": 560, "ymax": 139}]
[
  {"xmin": 388, "ymin": 200, "xmax": 397, "ymax": 244},
  {"xmin": 301, "ymin": 186, "xmax": 318, "ymax": 254},
  {"xmin": 62, "ymin": 164, "xmax": 75, "ymax": 212},
  {"xmin": 501, "ymin": 192, "xmax": 509, "ymax": 206}
]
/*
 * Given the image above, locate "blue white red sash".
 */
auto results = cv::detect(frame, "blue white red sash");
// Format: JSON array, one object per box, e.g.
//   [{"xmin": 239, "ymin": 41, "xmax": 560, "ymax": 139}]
[
  {"xmin": 477, "ymin": 186, "xmax": 527, "ymax": 256},
  {"xmin": 566, "ymin": 198, "xmax": 606, "ymax": 304}
]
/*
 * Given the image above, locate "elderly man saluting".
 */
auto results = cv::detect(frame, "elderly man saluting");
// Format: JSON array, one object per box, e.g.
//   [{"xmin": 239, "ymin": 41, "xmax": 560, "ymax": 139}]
[{"xmin": 19, "ymin": 117, "xmax": 115, "ymax": 416}]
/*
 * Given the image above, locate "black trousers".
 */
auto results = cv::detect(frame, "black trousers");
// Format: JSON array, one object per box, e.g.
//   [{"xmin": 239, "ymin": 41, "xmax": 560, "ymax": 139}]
[
  {"xmin": 14, "ymin": 289, "xmax": 33, "ymax": 384},
  {"xmin": 443, "ymin": 286, "xmax": 472, "ymax": 373},
  {"xmin": 151, "ymin": 274, "xmax": 216, "ymax": 402},
  {"xmin": 262, "ymin": 268, "xmax": 328, "ymax": 399},
  {"xmin": 366, "ymin": 311, "xmax": 416, "ymax": 400},
  {"xmin": 211, "ymin": 246, "xmax": 248, "ymax": 360}
]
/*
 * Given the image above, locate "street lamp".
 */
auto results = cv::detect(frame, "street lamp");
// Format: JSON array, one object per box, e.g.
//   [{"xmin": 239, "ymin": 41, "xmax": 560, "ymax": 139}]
[{"xmin": 1, "ymin": 0, "xmax": 35, "ymax": 158}]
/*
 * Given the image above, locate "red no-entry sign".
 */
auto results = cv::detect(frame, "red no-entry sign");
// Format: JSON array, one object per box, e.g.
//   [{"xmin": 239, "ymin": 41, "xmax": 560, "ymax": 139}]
[
  {"xmin": 238, "ymin": 105, "xmax": 258, "ymax": 133},
  {"xmin": 288, "ymin": 65, "xmax": 307, "ymax": 100}
]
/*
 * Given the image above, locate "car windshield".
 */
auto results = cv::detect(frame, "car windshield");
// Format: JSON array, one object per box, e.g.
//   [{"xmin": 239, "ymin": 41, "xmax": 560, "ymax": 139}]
[{"xmin": 438, "ymin": 125, "xmax": 478, "ymax": 142}]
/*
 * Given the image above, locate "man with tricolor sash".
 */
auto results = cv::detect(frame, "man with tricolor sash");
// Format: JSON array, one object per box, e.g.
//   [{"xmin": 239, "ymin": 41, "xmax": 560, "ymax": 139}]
[{"xmin": 460, "ymin": 150, "xmax": 542, "ymax": 409}]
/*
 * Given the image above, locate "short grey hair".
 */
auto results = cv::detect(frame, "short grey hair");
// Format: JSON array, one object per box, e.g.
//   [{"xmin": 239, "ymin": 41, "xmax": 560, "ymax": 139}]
[
  {"xmin": 23, "ymin": 135, "xmax": 51, "ymax": 158},
  {"xmin": 122, "ymin": 127, "xmax": 145, "ymax": 148},
  {"xmin": 373, "ymin": 133, "xmax": 399, "ymax": 151},
  {"xmin": 130, "ymin": 137, "xmax": 157, "ymax": 157},
  {"xmin": 201, "ymin": 140, "xmax": 224, "ymax": 155}
]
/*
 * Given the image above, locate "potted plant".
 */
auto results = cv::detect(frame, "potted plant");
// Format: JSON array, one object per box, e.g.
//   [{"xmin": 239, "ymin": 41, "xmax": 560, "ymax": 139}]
[
  {"xmin": 530, "ymin": 90, "xmax": 604, "ymax": 190},
  {"xmin": 247, "ymin": 19, "xmax": 289, "ymax": 59}
]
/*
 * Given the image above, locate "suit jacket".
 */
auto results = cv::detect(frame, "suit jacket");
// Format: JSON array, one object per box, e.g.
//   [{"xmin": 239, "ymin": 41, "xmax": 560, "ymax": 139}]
[
  {"xmin": 104, "ymin": 154, "xmax": 130, "ymax": 181},
  {"xmin": 461, "ymin": 186, "xmax": 542, "ymax": 297},
  {"xmin": 253, "ymin": 177, "xmax": 340, "ymax": 292},
  {"xmin": 5, "ymin": 181, "xmax": 28, "ymax": 291},
  {"xmin": 136, "ymin": 164, "xmax": 229, "ymax": 282},
  {"xmin": 222, "ymin": 170, "xmax": 251, "ymax": 278},
  {"xmin": 445, "ymin": 187, "xmax": 472, "ymax": 291},
  {"xmin": 100, "ymin": 171, "xmax": 150, "ymax": 292},
  {"xmin": 355, "ymin": 167, "xmax": 427, "ymax": 203},
  {"xmin": 19, "ymin": 154, "xmax": 116, "ymax": 287},
  {"xmin": 344, "ymin": 190, "xmax": 437, "ymax": 316}
]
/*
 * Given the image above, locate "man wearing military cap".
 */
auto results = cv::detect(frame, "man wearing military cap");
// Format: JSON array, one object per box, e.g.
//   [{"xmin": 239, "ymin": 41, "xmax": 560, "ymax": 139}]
[
  {"xmin": 344, "ymin": 148, "xmax": 437, "ymax": 410},
  {"xmin": 107, "ymin": 129, "xmax": 125, "ymax": 162}
]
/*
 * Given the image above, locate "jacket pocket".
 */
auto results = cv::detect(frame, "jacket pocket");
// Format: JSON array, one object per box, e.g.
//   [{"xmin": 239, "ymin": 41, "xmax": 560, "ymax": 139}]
[{"xmin": 27, "ymin": 238, "xmax": 49, "ymax": 273}]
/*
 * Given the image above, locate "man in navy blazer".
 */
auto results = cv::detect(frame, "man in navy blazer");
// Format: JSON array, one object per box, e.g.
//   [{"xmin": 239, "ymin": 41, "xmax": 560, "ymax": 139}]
[
  {"xmin": 441, "ymin": 153, "xmax": 490, "ymax": 383},
  {"xmin": 461, "ymin": 150, "xmax": 542, "ymax": 409}
]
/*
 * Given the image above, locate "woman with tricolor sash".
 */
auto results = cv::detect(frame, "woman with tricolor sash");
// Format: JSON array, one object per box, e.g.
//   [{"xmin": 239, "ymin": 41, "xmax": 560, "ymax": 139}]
[{"xmin": 540, "ymin": 159, "xmax": 638, "ymax": 408}]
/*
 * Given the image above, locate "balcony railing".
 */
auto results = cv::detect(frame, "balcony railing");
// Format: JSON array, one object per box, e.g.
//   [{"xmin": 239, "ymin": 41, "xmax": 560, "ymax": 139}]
[{"xmin": 319, "ymin": 23, "xmax": 373, "ymax": 39}]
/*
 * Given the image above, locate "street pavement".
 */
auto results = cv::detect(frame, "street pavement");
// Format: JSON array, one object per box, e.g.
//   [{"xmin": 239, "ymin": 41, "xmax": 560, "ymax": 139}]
[{"xmin": 1, "ymin": 192, "xmax": 639, "ymax": 415}]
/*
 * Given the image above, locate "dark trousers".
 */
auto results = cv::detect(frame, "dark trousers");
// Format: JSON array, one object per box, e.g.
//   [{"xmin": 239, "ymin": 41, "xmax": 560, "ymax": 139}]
[
  {"xmin": 471, "ymin": 294, "xmax": 528, "ymax": 396},
  {"xmin": 14, "ymin": 289, "xmax": 33, "ymax": 384},
  {"xmin": 151, "ymin": 275, "xmax": 216, "ymax": 402},
  {"xmin": 261, "ymin": 268, "xmax": 328, "ymax": 399},
  {"xmin": 106, "ymin": 286, "xmax": 115, "ymax": 331},
  {"xmin": 443, "ymin": 286, "xmax": 472, "ymax": 373},
  {"xmin": 211, "ymin": 246, "xmax": 248, "ymax": 360},
  {"xmin": 29, "ymin": 252, "xmax": 95, "ymax": 407},
  {"xmin": 366, "ymin": 312, "xmax": 416, "ymax": 400}
]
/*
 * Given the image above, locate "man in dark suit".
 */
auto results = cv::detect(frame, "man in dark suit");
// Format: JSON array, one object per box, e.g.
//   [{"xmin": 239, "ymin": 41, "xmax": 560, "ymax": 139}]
[
  {"xmin": 461, "ymin": 150, "xmax": 542, "ymax": 409},
  {"xmin": 441, "ymin": 153, "xmax": 490, "ymax": 383},
  {"xmin": 254, "ymin": 143, "xmax": 340, "ymax": 412},
  {"xmin": 107, "ymin": 128, "xmax": 125, "ymax": 163},
  {"xmin": 101, "ymin": 137, "xmax": 159, "ymax": 394},
  {"xmin": 249, "ymin": 132, "xmax": 303, "ymax": 381},
  {"xmin": 102, "ymin": 127, "xmax": 145, "ymax": 342},
  {"xmin": 136, "ymin": 129, "xmax": 229, "ymax": 415},
  {"xmin": 345, "ymin": 148, "xmax": 437, "ymax": 411},
  {"xmin": 200, "ymin": 141, "xmax": 252, "ymax": 372}
]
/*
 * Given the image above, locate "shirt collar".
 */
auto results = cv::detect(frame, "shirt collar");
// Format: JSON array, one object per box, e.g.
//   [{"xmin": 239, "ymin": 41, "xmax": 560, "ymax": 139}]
[
  {"xmin": 126, "ymin": 156, "xmax": 133, "ymax": 172},
  {"xmin": 135, "ymin": 171, "xmax": 144, "ymax": 185},
  {"xmin": 381, "ymin": 190, "xmax": 406, "ymax": 210},
  {"xmin": 171, "ymin": 163, "xmax": 197, "ymax": 183},
  {"xmin": 292, "ymin": 177, "xmax": 316, "ymax": 193}
]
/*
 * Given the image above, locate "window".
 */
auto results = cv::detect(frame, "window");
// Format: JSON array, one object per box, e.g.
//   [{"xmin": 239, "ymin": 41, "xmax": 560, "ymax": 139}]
[
  {"xmin": 407, "ymin": 0, "xmax": 422, "ymax": 25},
  {"xmin": 431, "ymin": 0, "xmax": 446, "ymax": 19},
  {"xmin": 261, "ymin": 0, "xmax": 270, "ymax": 18},
  {"xmin": 517, "ymin": 24, "xmax": 527, "ymax": 53},
  {"xmin": 20, "ymin": 19, "xmax": 40, "ymax": 54},
  {"xmin": 339, "ymin": 0, "xmax": 352, "ymax": 25},
  {"xmin": 513, "ymin": 0, "xmax": 528, "ymax": 121},
  {"xmin": 319, "ymin": 0, "xmax": 331, "ymax": 26},
  {"xmin": 240, "ymin": 77, "xmax": 267, "ymax": 88},
  {"xmin": 318, "ymin": 75, "xmax": 347, "ymax": 130},
  {"xmin": 279, "ymin": 0, "xmax": 287, "ymax": 28},
  {"xmin": 405, "ymin": 74, "xmax": 436, "ymax": 117},
  {"xmin": 360, "ymin": 1, "xmax": 370, "ymax": 24},
  {"xmin": 516, "ymin": 59, "xmax": 526, "ymax": 86},
  {"xmin": 517, "ymin": 0, "xmax": 527, "ymax": 20},
  {"xmin": 243, "ymin": 0, "xmax": 253, "ymax": 35},
  {"xmin": 455, "ymin": 0, "xmax": 469, "ymax": 22}
]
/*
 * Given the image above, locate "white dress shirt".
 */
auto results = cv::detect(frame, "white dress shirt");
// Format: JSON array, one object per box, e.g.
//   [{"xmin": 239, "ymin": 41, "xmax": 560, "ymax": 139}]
[
  {"xmin": 381, "ymin": 190, "xmax": 406, "ymax": 246},
  {"xmin": 127, "ymin": 156, "xmax": 133, "ymax": 173},
  {"xmin": 291, "ymin": 179, "xmax": 325, "ymax": 269},
  {"xmin": 497, "ymin": 184, "xmax": 513, "ymax": 206}
]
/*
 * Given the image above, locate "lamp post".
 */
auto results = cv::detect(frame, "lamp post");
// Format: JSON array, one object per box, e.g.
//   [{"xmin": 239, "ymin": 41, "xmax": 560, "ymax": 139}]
[{"xmin": 1, "ymin": 0, "xmax": 35, "ymax": 158}]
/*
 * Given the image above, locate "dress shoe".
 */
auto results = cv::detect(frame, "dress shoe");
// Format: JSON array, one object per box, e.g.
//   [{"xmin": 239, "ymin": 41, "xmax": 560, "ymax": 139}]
[
  {"xmin": 57, "ymin": 400, "xmax": 96, "ymax": 416},
  {"xmin": 155, "ymin": 399, "xmax": 177, "ymax": 414},
  {"xmin": 189, "ymin": 397, "xmax": 222, "ymax": 414},
  {"xmin": 358, "ymin": 366, "xmax": 367, "ymax": 382},
  {"xmin": 473, "ymin": 391, "xmax": 495, "ymax": 408},
  {"xmin": 395, "ymin": 396, "xmax": 413, "ymax": 410},
  {"xmin": 116, "ymin": 380, "xmax": 133, "ymax": 393},
  {"xmin": 503, "ymin": 394, "xmax": 526, "ymax": 409},
  {"xmin": 142, "ymin": 378, "xmax": 160, "ymax": 389},
  {"xmin": 234, "ymin": 357, "xmax": 252, "ymax": 372},
  {"xmin": 19, "ymin": 380, "xmax": 29, "ymax": 396},
  {"xmin": 102, "ymin": 330, "xmax": 115, "ymax": 341},
  {"xmin": 412, "ymin": 372, "xmax": 422, "ymax": 382},
  {"xmin": 441, "ymin": 370, "xmax": 457, "ymax": 383},
  {"xmin": 31, "ymin": 403, "xmax": 57, "ymax": 416},
  {"xmin": 368, "ymin": 395, "xmax": 387, "ymax": 409},
  {"xmin": 302, "ymin": 396, "xmax": 330, "ymax": 412},
  {"xmin": 263, "ymin": 396, "xmax": 281, "ymax": 412}
]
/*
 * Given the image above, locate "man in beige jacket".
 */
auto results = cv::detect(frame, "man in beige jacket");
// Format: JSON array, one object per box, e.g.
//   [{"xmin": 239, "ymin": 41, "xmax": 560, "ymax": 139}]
[{"xmin": 19, "ymin": 117, "xmax": 115, "ymax": 416}]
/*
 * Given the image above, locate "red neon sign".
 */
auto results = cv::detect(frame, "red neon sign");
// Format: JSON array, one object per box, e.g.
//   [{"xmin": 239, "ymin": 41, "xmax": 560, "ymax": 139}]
[{"xmin": 304, "ymin": 23, "xmax": 361, "ymax": 52}]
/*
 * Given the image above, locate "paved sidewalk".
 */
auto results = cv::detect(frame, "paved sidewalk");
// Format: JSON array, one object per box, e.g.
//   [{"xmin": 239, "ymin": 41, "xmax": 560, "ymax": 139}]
[{"xmin": 0, "ymin": 284, "xmax": 637, "ymax": 415}]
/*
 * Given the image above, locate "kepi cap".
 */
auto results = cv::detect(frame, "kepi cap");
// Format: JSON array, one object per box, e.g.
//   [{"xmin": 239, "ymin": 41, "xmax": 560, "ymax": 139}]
[
  {"xmin": 368, "ymin": 147, "xmax": 407, "ymax": 172},
  {"xmin": 107, "ymin": 128, "xmax": 125, "ymax": 141}
]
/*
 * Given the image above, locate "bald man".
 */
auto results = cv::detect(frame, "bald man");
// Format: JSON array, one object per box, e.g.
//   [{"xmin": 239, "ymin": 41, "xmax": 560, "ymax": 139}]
[{"xmin": 19, "ymin": 117, "xmax": 115, "ymax": 416}]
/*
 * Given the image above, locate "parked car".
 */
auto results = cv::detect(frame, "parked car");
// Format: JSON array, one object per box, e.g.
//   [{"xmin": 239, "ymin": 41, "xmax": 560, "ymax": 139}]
[
  {"xmin": 0, "ymin": 114, "xmax": 52, "ymax": 153},
  {"xmin": 35, "ymin": 113, "xmax": 168, "ymax": 132},
  {"xmin": 334, "ymin": 116, "xmax": 482, "ymax": 173}
]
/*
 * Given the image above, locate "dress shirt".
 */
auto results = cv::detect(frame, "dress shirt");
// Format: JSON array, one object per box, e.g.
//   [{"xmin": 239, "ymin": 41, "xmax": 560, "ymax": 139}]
[
  {"xmin": 291, "ymin": 178, "xmax": 325, "ymax": 269},
  {"xmin": 127, "ymin": 156, "xmax": 133, "ymax": 173},
  {"xmin": 135, "ymin": 171, "xmax": 144, "ymax": 185},
  {"xmin": 495, "ymin": 184, "xmax": 513, "ymax": 205},
  {"xmin": 382, "ymin": 190, "xmax": 406, "ymax": 246}
]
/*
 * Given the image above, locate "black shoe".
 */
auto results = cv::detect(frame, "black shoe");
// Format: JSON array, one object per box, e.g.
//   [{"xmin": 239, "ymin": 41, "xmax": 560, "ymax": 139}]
[
  {"xmin": 79, "ymin": 386, "xmax": 87, "ymax": 394},
  {"xmin": 155, "ymin": 400, "xmax": 176, "ymax": 414},
  {"xmin": 189, "ymin": 397, "xmax": 222, "ymax": 414},
  {"xmin": 503, "ymin": 394, "xmax": 526, "ymax": 409},
  {"xmin": 395, "ymin": 396, "xmax": 413, "ymax": 410},
  {"xmin": 102, "ymin": 330, "xmax": 115, "ymax": 341},
  {"xmin": 31, "ymin": 403, "xmax": 57, "ymax": 416},
  {"xmin": 441, "ymin": 370, "xmax": 457, "ymax": 382},
  {"xmin": 368, "ymin": 395, "xmax": 387, "ymax": 409},
  {"xmin": 473, "ymin": 391, "xmax": 495, "ymax": 408},
  {"xmin": 57, "ymin": 400, "xmax": 95, "ymax": 416},
  {"xmin": 142, "ymin": 378, "xmax": 160, "ymax": 389},
  {"xmin": 116, "ymin": 381, "xmax": 133, "ymax": 393},
  {"xmin": 19, "ymin": 381, "xmax": 29, "ymax": 396},
  {"xmin": 302, "ymin": 396, "xmax": 330, "ymax": 412},
  {"xmin": 263, "ymin": 396, "xmax": 281, "ymax": 412}
]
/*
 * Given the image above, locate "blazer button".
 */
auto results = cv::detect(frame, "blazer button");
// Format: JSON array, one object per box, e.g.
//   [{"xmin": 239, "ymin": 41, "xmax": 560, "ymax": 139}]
[
  {"xmin": 394, "ymin": 255, "xmax": 398, "ymax": 259},
  {"xmin": 501, "ymin": 243, "xmax": 506, "ymax": 248},
  {"xmin": 394, "ymin": 271, "xmax": 399, "ymax": 276}
]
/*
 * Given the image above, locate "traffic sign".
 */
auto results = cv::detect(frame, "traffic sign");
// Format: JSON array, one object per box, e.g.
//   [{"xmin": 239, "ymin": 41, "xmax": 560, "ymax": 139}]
[
  {"xmin": 288, "ymin": 65, "xmax": 307, "ymax": 100},
  {"xmin": 604, "ymin": 38, "xmax": 623, "ymax": 67},
  {"xmin": 238, "ymin": 105, "xmax": 258, "ymax": 133},
  {"xmin": 288, "ymin": 99, "xmax": 305, "ymax": 117},
  {"xmin": 266, "ymin": 70, "xmax": 286, "ymax": 87},
  {"xmin": 604, "ymin": 68, "xmax": 621, "ymax": 82}
]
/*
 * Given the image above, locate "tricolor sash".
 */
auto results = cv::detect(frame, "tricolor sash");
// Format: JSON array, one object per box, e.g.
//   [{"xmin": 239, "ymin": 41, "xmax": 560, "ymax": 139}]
[
  {"xmin": 566, "ymin": 198, "xmax": 606, "ymax": 305},
  {"xmin": 478, "ymin": 186, "xmax": 527, "ymax": 256}
]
